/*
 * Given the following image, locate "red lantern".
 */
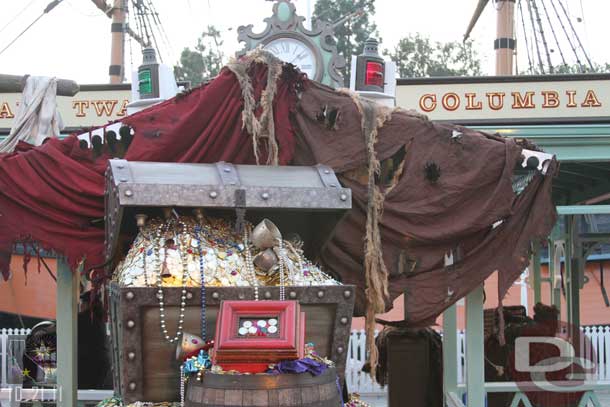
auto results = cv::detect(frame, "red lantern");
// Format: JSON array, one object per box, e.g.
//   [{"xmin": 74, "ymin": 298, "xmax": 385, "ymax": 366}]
[{"xmin": 365, "ymin": 61, "xmax": 384, "ymax": 88}]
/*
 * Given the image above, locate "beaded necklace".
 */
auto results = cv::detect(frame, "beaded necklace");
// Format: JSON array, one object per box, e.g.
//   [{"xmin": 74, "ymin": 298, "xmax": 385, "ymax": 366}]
[
  {"xmin": 278, "ymin": 239, "xmax": 285, "ymax": 301},
  {"xmin": 155, "ymin": 219, "xmax": 189, "ymax": 344},
  {"xmin": 242, "ymin": 226, "xmax": 259, "ymax": 301},
  {"xmin": 195, "ymin": 225, "xmax": 207, "ymax": 341}
]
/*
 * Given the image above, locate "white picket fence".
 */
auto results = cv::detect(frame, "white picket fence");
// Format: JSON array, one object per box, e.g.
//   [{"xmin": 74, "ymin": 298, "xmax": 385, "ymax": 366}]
[
  {"xmin": 346, "ymin": 326, "xmax": 610, "ymax": 394},
  {"xmin": 2, "ymin": 326, "xmax": 609, "ymax": 396},
  {"xmin": 0, "ymin": 328, "xmax": 30, "ymax": 389},
  {"xmin": 581, "ymin": 325, "xmax": 610, "ymax": 381}
]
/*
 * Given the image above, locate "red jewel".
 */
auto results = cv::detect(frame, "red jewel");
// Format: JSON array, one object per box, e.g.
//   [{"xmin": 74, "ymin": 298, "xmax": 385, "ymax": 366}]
[
  {"xmin": 139, "ymin": 247, "xmax": 144, "ymax": 252},
  {"xmin": 191, "ymin": 339, "xmax": 198, "ymax": 344},
  {"xmin": 187, "ymin": 248, "xmax": 193, "ymax": 254}
]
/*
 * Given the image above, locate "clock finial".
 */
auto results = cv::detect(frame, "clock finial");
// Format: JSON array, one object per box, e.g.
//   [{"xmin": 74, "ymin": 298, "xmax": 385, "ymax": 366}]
[{"xmin": 237, "ymin": 0, "xmax": 345, "ymax": 87}]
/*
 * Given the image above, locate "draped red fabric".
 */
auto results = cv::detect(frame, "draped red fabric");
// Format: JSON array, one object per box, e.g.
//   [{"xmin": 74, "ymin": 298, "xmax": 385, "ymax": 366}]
[
  {"xmin": 0, "ymin": 63, "xmax": 298, "ymax": 279},
  {"xmin": 0, "ymin": 58, "xmax": 556, "ymax": 326},
  {"xmin": 123, "ymin": 64, "xmax": 297, "ymax": 165}
]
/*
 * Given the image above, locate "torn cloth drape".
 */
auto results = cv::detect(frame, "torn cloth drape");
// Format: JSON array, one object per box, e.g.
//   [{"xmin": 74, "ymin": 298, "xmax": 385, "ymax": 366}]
[
  {"xmin": 292, "ymin": 81, "xmax": 557, "ymax": 325},
  {"xmin": 0, "ymin": 76, "xmax": 64, "ymax": 153},
  {"xmin": 0, "ymin": 61, "xmax": 298, "ymax": 276}
]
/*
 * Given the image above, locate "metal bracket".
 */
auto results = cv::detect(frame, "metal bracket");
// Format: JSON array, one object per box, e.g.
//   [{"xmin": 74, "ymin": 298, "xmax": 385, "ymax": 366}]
[
  {"xmin": 315, "ymin": 164, "xmax": 340, "ymax": 188},
  {"xmin": 521, "ymin": 149, "xmax": 554, "ymax": 175},
  {"xmin": 216, "ymin": 162, "xmax": 240, "ymax": 186},
  {"xmin": 234, "ymin": 189, "xmax": 246, "ymax": 208},
  {"xmin": 110, "ymin": 159, "xmax": 131, "ymax": 185}
]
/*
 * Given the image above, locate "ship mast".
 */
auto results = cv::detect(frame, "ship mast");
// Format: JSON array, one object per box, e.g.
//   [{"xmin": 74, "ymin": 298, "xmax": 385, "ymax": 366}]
[
  {"xmin": 464, "ymin": 0, "xmax": 516, "ymax": 76},
  {"xmin": 109, "ymin": 0, "xmax": 127, "ymax": 83},
  {"xmin": 495, "ymin": 0, "xmax": 516, "ymax": 75}
]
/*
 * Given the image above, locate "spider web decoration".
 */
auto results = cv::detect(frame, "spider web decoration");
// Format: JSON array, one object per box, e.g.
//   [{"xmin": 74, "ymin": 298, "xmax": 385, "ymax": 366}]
[{"xmin": 24, "ymin": 325, "xmax": 57, "ymax": 384}]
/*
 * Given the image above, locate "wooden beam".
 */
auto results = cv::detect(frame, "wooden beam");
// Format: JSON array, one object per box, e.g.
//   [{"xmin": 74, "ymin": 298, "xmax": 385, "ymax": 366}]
[
  {"xmin": 0, "ymin": 74, "xmax": 79, "ymax": 96},
  {"xmin": 557, "ymin": 205, "xmax": 610, "ymax": 215},
  {"xmin": 559, "ymin": 169, "xmax": 606, "ymax": 184}
]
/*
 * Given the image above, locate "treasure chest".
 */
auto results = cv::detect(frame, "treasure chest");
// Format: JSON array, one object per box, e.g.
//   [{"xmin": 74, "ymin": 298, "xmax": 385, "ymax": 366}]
[{"xmin": 106, "ymin": 160, "xmax": 355, "ymax": 403}]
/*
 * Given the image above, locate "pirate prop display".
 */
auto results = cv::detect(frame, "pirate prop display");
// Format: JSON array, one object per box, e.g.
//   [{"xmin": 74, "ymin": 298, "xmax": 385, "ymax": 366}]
[{"xmin": 105, "ymin": 159, "xmax": 355, "ymax": 403}]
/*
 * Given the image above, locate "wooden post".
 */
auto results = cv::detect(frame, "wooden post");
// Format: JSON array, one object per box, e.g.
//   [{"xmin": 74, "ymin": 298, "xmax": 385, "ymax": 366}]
[
  {"xmin": 570, "ymin": 216, "xmax": 582, "ymax": 353},
  {"xmin": 443, "ymin": 305, "xmax": 459, "ymax": 398},
  {"xmin": 443, "ymin": 252, "xmax": 459, "ymax": 401},
  {"xmin": 565, "ymin": 216, "xmax": 574, "ymax": 329},
  {"xmin": 495, "ymin": 0, "xmax": 516, "ymax": 75},
  {"xmin": 465, "ymin": 285, "xmax": 485, "ymax": 407},
  {"xmin": 532, "ymin": 241, "xmax": 542, "ymax": 305},
  {"xmin": 56, "ymin": 258, "xmax": 78, "ymax": 407}
]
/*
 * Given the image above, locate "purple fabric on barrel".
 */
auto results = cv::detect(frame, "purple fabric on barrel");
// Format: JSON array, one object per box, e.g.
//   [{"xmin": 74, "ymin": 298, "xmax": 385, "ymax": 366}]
[{"xmin": 267, "ymin": 358, "xmax": 328, "ymax": 376}]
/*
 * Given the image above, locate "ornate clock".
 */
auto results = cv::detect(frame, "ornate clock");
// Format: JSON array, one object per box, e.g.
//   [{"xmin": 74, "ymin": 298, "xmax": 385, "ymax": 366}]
[{"xmin": 237, "ymin": 0, "xmax": 345, "ymax": 87}]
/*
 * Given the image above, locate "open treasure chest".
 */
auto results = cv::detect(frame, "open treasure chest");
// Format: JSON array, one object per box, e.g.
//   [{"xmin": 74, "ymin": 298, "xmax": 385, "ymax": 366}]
[{"xmin": 105, "ymin": 159, "xmax": 355, "ymax": 403}]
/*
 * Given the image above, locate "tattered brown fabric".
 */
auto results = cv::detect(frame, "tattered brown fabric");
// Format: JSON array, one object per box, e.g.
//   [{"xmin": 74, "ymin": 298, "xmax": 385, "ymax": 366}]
[{"xmin": 293, "ymin": 80, "xmax": 557, "ymax": 325}]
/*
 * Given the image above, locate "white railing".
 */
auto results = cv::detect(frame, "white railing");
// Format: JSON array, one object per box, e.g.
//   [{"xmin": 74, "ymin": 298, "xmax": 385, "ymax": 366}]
[
  {"xmin": 346, "ymin": 329, "xmax": 386, "ymax": 394},
  {"xmin": 346, "ymin": 326, "xmax": 610, "ymax": 393},
  {"xmin": 0, "ymin": 328, "xmax": 30, "ymax": 388},
  {"xmin": 581, "ymin": 325, "xmax": 610, "ymax": 382},
  {"xmin": 3, "ymin": 325, "xmax": 610, "ymax": 396}
]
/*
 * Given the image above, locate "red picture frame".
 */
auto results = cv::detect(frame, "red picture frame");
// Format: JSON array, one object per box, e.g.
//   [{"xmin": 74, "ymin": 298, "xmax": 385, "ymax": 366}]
[{"xmin": 213, "ymin": 300, "xmax": 305, "ymax": 372}]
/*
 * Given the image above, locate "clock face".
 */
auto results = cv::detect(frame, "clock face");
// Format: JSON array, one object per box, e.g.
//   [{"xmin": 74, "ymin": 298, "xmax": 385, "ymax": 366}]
[{"xmin": 263, "ymin": 37, "xmax": 318, "ymax": 80}]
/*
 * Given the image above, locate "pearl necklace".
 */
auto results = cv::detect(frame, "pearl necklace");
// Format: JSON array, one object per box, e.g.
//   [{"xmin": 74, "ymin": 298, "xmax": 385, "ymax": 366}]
[
  {"xmin": 242, "ymin": 226, "xmax": 259, "ymax": 301},
  {"xmin": 155, "ymin": 219, "xmax": 189, "ymax": 344},
  {"xmin": 195, "ymin": 225, "xmax": 207, "ymax": 341},
  {"xmin": 142, "ymin": 237, "xmax": 149, "ymax": 287}
]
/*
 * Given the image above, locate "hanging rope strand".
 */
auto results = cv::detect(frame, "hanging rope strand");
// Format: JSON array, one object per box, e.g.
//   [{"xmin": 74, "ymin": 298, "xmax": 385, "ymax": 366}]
[
  {"xmin": 146, "ymin": 0, "xmax": 174, "ymax": 60},
  {"xmin": 138, "ymin": 1, "xmax": 163, "ymax": 62},
  {"xmin": 525, "ymin": 0, "xmax": 545, "ymax": 73},
  {"xmin": 518, "ymin": 0, "xmax": 535, "ymax": 74},
  {"xmin": 530, "ymin": 0, "xmax": 554, "ymax": 73},
  {"xmin": 0, "ymin": 0, "xmax": 65, "ymax": 57},
  {"xmin": 539, "ymin": 0, "xmax": 567, "ymax": 68},
  {"xmin": 557, "ymin": 0, "xmax": 594, "ymax": 70}
]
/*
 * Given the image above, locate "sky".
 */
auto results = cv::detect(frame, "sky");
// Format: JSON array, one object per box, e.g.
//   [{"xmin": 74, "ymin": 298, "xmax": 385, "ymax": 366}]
[{"xmin": 0, "ymin": 0, "xmax": 609, "ymax": 84}]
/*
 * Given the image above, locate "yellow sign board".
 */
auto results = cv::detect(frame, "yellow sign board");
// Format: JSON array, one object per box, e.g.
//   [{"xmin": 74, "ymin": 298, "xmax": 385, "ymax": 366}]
[
  {"xmin": 395, "ymin": 75, "xmax": 610, "ymax": 124},
  {"xmin": 0, "ymin": 84, "xmax": 131, "ymax": 131}
]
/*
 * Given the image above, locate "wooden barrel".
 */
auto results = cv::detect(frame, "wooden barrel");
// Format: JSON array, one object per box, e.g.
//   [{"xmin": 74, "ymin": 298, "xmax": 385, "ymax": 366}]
[{"xmin": 185, "ymin": 367, "xmax": 342, "ymax": 407}]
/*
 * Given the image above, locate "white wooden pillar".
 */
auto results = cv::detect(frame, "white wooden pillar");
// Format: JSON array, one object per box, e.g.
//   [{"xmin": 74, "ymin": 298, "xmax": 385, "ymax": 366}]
[
  {"xmin": 465, "ymin": 285, "xmax": 485, "ymax": 407},
  {"xmin": 56, "ymin": 257, "xmax": 78, "ymax": 406},
  {"xmin": 443, "ymin": 252, "xmax": 459, "ymax": 401}
]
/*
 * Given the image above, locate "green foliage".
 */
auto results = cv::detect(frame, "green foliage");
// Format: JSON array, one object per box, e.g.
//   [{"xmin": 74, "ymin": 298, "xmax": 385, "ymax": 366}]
[
  {"xmin": 312, "ymin": 0, "xmax": 378, "ymax": 85},
  {"xmin": 174, "ymin": 26, "xmax": 224, "ymax": 86},
  {"xmin": 524, "ymin": 62, "xmax": 610, "ymax": 75},
  {"xmin": 385, "ymin": 33, "xmax": 482, "ymax": 78}
]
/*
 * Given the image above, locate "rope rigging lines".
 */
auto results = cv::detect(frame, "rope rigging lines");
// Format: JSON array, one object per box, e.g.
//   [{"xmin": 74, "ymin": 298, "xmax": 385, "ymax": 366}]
[{"xmin": 517, "ymin": 0, "xmax": 594, "ymax": 74}]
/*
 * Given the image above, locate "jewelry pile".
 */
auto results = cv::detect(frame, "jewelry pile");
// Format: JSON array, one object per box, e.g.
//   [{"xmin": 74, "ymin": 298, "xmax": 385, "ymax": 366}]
[{"xmin": 114, "ymin": 215, "xmax": 339, "ymax": 288}]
